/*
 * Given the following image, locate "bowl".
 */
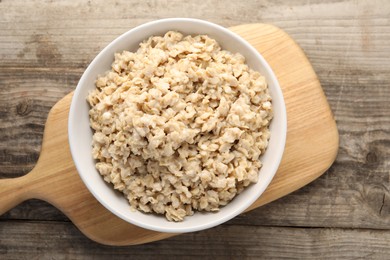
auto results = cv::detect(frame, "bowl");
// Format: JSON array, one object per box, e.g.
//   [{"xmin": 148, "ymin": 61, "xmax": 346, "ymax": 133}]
[{"xmin": 68, "ymin": 18, "xmax": 287, "ymax": 233}]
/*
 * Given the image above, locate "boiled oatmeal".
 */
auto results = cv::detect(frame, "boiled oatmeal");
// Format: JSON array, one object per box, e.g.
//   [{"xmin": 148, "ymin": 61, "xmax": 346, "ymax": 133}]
[{"xmin": 87, "ymin": 31, "xmax": 273, "ymax": 221}]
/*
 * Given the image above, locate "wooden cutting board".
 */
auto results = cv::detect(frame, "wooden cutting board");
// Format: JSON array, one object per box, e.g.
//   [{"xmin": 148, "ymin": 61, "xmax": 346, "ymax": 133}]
[{"xmin": 0, "ymin": 24, "xmax": 339, "ymax": 246}]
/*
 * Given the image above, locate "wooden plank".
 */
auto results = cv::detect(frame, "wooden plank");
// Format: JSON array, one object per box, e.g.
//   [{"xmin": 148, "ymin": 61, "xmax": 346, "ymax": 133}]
[
  {"xmin": 0, "ymin": 68, "xmax": 78, "ymax": 178},
  {"xmin": 0, "ymin": 200, "xmax": 69, "ymax": 222},
  {"xmin": 1, "ymin": 221, "xmax": 390, "ymax": 259}
]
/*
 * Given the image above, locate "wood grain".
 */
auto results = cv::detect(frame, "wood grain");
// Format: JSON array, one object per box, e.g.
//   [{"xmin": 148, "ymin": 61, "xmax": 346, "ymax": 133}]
[
  {"xmin": 0, "ymin": 0, "xmax": 389, "ymax": 257},
  {"xmin": 2, "ymin": 221, "xmax": 390, "ymax": 259},
  {"xmin": 0, "ymin": 23, "xmax": 339, "ymax": 245}
]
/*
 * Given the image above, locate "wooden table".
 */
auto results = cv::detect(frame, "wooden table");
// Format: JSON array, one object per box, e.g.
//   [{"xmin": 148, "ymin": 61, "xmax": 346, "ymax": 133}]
[{"xmin": 1, "ymin": 0, "xmax": 389, "ymax": 258}]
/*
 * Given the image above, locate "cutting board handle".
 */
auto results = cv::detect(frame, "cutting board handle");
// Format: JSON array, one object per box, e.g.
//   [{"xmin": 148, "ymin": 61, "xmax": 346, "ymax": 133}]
[
  {"xmin": 0, "ymin": 94, "xmax": 68, "ymax": 216},
  {"xmin": 0, "ymin": 172, "xmax": 35, "ymax": 215}
]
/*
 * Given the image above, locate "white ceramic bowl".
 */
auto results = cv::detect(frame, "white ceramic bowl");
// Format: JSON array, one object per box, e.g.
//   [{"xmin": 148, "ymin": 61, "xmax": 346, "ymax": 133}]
[{"xmin": 68, "ymin": 18, "xmax": 286, "ymax": 233}]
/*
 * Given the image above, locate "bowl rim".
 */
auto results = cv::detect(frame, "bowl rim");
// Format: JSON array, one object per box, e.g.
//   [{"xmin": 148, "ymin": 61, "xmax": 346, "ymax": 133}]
[{"xmin": 68, "ymin": 18, "xmax": 287, "ymax": 233}]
